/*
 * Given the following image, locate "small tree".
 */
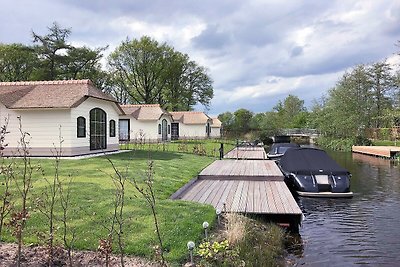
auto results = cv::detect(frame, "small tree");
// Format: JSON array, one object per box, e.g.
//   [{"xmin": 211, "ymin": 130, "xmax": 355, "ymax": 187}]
[
  {"xmin": 9, "ymin": 117, "xmax": 37, "ymax": 266},
  {"xmin": 103, "ymin": 156, "xmax": 128, "ymax": 267},
  {"xmin": 0, "ymin": 117, "xmax": 12, "ymax": 240},
  {"xmin": 34, "ymin": 128, "xmax": 64, "ymax": 266},
  {"xmin": 129, "ymin": 160, "xmax": 166, "ymax": 265}
]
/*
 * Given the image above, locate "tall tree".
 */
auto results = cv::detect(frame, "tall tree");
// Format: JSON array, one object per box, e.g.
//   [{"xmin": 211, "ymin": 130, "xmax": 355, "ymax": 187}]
[
  {"xmin": 108, "ymin": 36, "xmax": 169, "ymax": 104},
  {"xmin": 32, "ymin": 22, "xmax": 106, "ymax": 85},
  {"xmin": 233, "ymin": 109, "xmax": 253, "ymax": 135},
  {"xmin": 0, "ymin": 44, "xmax": 38, "ymax": 82},
  {"xmin": 218, "ymin": 112, "xmax": 235, "ymax": 133},
  {"xmin": 32, "ymin": 22, "xmax": 72, "ymax": 80},
  {"xmin": 273, "ymin": 94, "xmax": 307, "ymax": 128},
  {"xmin": 108, "ymin": 36, "xmax": 213, "ymax": 110},
  {"xmin": 368, "ymin": 61, "xmax": 394, "ymax": 127}
]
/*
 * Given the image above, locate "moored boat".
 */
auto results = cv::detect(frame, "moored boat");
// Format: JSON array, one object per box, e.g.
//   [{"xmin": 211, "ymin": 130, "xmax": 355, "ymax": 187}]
[
  {"xmin": 267, "ymin": 142, "xmax": 300, "ymax": 160},
  {"xmin": 279, "ymin": 147, "xmax": 353, "ymax": 198}
]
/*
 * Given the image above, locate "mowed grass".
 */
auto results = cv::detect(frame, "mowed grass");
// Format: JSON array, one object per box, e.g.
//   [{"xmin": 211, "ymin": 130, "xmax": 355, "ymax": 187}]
[
  {"xmin": 120, "ymin": 139, "xmax": 236, "ymax": 158},
  {"xmin": 0, "ymin": 150, "xmax": 216, "ymax": 263}
]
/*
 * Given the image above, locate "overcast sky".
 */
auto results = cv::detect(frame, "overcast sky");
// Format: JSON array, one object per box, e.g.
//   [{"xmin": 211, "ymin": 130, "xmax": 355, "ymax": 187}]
[{"xmin": 1, "ymin": 0, "xmax": 399, "ymax": 115}]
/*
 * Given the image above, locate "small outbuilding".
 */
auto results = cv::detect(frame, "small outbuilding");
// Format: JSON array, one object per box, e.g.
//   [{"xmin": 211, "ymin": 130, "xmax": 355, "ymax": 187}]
[
  {"xmin": 119, "ymin": 104, "xmax": 173, "ymax": 142},
  {"xmin": 0, "ymin": 80, "xmax": 123, "ymax": 157},
  {"xmin": 210, "ymin": 117, "xmax": 222, "ymax": 138},
  {"xmin": 169, "ymin": 111, "xmax": 213, "ymax": 139}
]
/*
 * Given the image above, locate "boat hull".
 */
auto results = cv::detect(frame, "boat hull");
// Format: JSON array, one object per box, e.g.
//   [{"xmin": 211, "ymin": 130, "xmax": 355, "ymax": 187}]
[
  {"xmin": 296, "ymin": 191, "xmax": 353, "ymax": 198},
  {"xmin": 284, "ymin": 173, "xmax": 353, "ymax": 198}
]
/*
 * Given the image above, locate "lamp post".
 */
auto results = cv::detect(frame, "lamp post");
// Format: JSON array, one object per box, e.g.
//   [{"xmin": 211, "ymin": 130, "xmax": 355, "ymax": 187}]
[
  {"xmin": 187, "ymin": 241, "xmax": 195, "ymax": 264},
  {"xmin": 216, "ymin": 209, "xmax": 221, "ymax": 225},
  {"xmin": 202, "ymin": 221, "xmax": 209, "ymax": 239}
]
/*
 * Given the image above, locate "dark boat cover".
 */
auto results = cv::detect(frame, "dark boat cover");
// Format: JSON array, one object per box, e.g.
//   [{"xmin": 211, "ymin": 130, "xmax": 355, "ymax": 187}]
[
  {"xmin": 279, "ymin": 147, "xmax": 349, "ymax": 175},
  {"xmin": 269, "ymin": 143, "xmax": 300, "ymax": 155}
]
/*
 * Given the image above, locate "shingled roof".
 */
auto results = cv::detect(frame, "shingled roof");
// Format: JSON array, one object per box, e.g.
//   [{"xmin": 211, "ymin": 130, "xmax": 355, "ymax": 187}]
[
  {"xmin": 121, "ymin": 104, "xmax": 171, "ymax": 121},
  {"xmin": 170, "ymin": 111, "xmax": 211, "ymax": 125},
  {"xmin": 0, "ymin": 80, "xmax": 122, "ymax": 112},
  {"xmin": 211, "ymin": 118, "xmax": 222, "ymax": 128}
]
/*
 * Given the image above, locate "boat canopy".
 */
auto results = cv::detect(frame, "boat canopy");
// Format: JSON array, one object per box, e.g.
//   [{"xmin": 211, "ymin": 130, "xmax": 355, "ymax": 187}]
[
  {"xmin": 279, "ymin": 147, "xmax": 350, "ymax": 175},
  {"xmin": 269, "ymin": 143, "xmax": 300, "ymax": 155}
]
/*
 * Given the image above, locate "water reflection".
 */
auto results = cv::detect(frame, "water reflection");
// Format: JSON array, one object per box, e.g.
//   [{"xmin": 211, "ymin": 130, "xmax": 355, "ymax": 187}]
[{"xmin": 288, "ymin": 151, "xmax": 400, "ymax": 266}]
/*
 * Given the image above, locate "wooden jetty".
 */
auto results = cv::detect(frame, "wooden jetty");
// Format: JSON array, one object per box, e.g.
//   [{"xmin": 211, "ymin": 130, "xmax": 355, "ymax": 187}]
[
  {"xmin": 171, "ymin": 160, "xmax": 303, "ymax": 230},
  {"xmin": 352, "ymin": 146, "xmax": 400, "ymax": 158},
  {"xmin": 224, "ymin": 146, "xmax": 267, "ymax": 159}
]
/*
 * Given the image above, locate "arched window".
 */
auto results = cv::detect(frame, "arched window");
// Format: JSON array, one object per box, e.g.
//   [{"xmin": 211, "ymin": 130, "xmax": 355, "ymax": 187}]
[
  {"xmin": 158, "ymin": 124, "xmax": 161, "ymax": 134},
  {"xmin": 77, "ymin": 116, "xmax": 86, "ymax": 138},
  {"xmin": 109, "ymin": 120, "xmax": 116, "ymax": 137},
  {"xmin": 90, "ymin": 108, "xmax": 107, "ymax": 150}
]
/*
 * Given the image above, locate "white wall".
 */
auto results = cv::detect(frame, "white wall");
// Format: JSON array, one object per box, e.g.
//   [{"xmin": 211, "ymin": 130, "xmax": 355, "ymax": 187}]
[
  {"xmin": 178, "ymin": 124, "xmax": 208, "ymax": 139},
  {"xmin": 70, "ymin": 97, "xmax": 120, "ymax": 152},
  {"xmin": 210, "ymin": 127, "xmax": 221, "ymax": 138},
  {"xmin": 0, "ymin": 97, "xmax": 121, "ymax": 156},
  {"xmin": 121, "ymin": 113, "xmax": 173, "ymax": 142},
  {"xmin": 0, "ymin": 103, "xmax": 72, "ymax": 152}
]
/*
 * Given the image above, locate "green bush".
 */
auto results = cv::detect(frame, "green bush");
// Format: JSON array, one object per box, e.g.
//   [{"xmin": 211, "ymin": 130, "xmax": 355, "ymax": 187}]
[{"xmin": 316, "ymin": 135, "xmax": 372, "ymax": 151}]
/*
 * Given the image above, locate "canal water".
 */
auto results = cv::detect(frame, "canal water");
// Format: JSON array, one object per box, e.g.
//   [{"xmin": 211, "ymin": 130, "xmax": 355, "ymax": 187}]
[{"xmin": 287, "ymin": 150, "xmax": 400, "ymax": 266}]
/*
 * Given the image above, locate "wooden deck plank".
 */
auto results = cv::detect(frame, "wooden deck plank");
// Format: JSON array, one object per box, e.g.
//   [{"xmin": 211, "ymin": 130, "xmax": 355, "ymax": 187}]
[
  {"xmin": 269, "ymin": 181, "xmax": 287, "ymax": 214},
  {"xmin": 181, "ymin": 180, "xmax": 207, "ymax": 201},
  {"xmin": 238, "ymin": 181, "xmax": 250, "ymax": 212},
  {"xmin": 191, "ymin": 180, "xmax": 215, "ymax": 202},
  {"xmin": 258, "ymin": 181, "xmax": 268, "ymax": 213},
  {"xmin": 352, "ymin": 145, "xmax": 400, "ymax": 158},
  {"xmin": 215, "ymin": 180, "xmax": 234, "ymax": 210},
  {"xmin": 231, "ymin": 181, "xmax": 245, "ymax": 212},
  {"xmin": 209, "ymin": 180, "xmax": 228, "ymax": 207},
  {"xmin": 265, "ymin": 181, "xmax": 278, "ymax": 214},
  {"xmin": 273, "ymin": 181, "xmax": 291, "ymax": 214},
  {"xmin": 224, "ymin": 147, "xmax": 267, "ymax": 159},
  {"xmin": 198, "ymin": 180, "xmax": 219, "ymax": 203},
  {"xmin": 224, "ymin": 181, "xmax": 240, "ymax": 212},
  {"xmin": 248, "ymin": 181, "xmax": 255, "ymax": 213},
  {"xmin": 276, "ymin": 181, "xmax": 302, "ymax": 214}
]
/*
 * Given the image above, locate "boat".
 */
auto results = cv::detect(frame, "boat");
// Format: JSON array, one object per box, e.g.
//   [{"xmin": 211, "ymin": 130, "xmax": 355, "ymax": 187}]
[
  {"xmin": 267, "ymin": 142, "xmax": 300, "ymax": 160},
  {"xmin": 279, "ymin": 147, "xmax": 353, "ymax": 198}
]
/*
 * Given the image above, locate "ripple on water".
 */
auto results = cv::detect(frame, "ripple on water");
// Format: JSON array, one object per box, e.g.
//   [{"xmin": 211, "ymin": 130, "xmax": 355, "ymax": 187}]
[{"xmin": 288, "ymin": 151, "xmax": 400, "ymax": 266}]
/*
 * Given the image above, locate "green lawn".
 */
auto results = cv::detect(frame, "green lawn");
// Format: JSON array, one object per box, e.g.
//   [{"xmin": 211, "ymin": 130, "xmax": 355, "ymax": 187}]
[
  {"xmin": 0, "ymin": 150, "xmax": 216, "ymax": 263},
  {"xmin": 120, "ymin": 139, "xmax": 236, "ymax": 158}
]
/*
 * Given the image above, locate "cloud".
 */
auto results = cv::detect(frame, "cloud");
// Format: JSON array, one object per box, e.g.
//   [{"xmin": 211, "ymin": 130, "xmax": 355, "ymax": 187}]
[{"xmin": 1, "ymin": 0, "xmax": 399, "ymax": 115}]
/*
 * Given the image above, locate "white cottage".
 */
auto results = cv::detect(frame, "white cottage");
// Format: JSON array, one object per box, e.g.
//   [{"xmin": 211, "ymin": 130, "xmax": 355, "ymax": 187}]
[
  {"xmin": 210, "ymin": 118, "xmax": 222, "ymax": 138},
  {"xmin": 0, "ymin": 80, "xmax": 123, "ymax": 157},
  {"xmin": 119, "ymin": 104, "xmax": 173, "ymax": 142},
  {"xmin": 169, "ymin": 111, "xmax": 213, "ymax": 139}
]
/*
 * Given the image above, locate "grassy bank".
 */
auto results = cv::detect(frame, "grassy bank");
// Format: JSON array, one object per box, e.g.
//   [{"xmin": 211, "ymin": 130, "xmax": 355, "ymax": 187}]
[
  {"xmin": 0, "ymin": 150, "xmax": 215, "ymax": 263},
  {"xmin": 315, "ymin": 136, "xmax": 372, "ymax": 151},
  {"xmin": 120, "ymin": 139, "xmax": 236, "ymax": 158},
  {"xmin": 371, "ymin": 140, "xmax": 400, "ymax": 146}
]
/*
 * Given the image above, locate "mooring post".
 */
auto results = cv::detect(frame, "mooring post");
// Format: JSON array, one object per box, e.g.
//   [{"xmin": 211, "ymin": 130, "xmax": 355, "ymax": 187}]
[{"xmin": 219, "ymin": 143, "xmax": 224, "ymax": 159}]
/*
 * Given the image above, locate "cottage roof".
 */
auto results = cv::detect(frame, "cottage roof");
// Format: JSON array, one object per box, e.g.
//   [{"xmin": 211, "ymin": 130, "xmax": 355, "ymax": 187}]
[
  {"xmin": 0, "ymin": 80, "xmax": 123, "ymax": 113},
  {"xmin": 121, "ymin": 104, "xmax": 171, "ymax": 121},
  {"xmin": 211, "ymin": 118, "xmax": 222, "ymax": 128},
  {"xmin": 170, "ymin": 111, "xmax": 211, "ymax": 125}
]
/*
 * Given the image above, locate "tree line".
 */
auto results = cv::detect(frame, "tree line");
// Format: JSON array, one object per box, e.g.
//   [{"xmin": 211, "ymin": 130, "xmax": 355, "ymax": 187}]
[
  {"xmin": 0, "ymin": 22, "xmax": 213, "ymax": 111},
  {"xmin": 219, "ymin": 42, "xmax": 400, "ymax": 144},
  {"xmin": 218, "ymin": 94, "xmax": 309, "ymax": 139}
]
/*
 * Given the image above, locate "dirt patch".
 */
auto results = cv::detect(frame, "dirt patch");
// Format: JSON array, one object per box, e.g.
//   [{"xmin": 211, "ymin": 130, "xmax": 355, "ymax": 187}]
[{"xmin": 0, "ymin": 243, "xmax": 160, "ymax": 267}]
